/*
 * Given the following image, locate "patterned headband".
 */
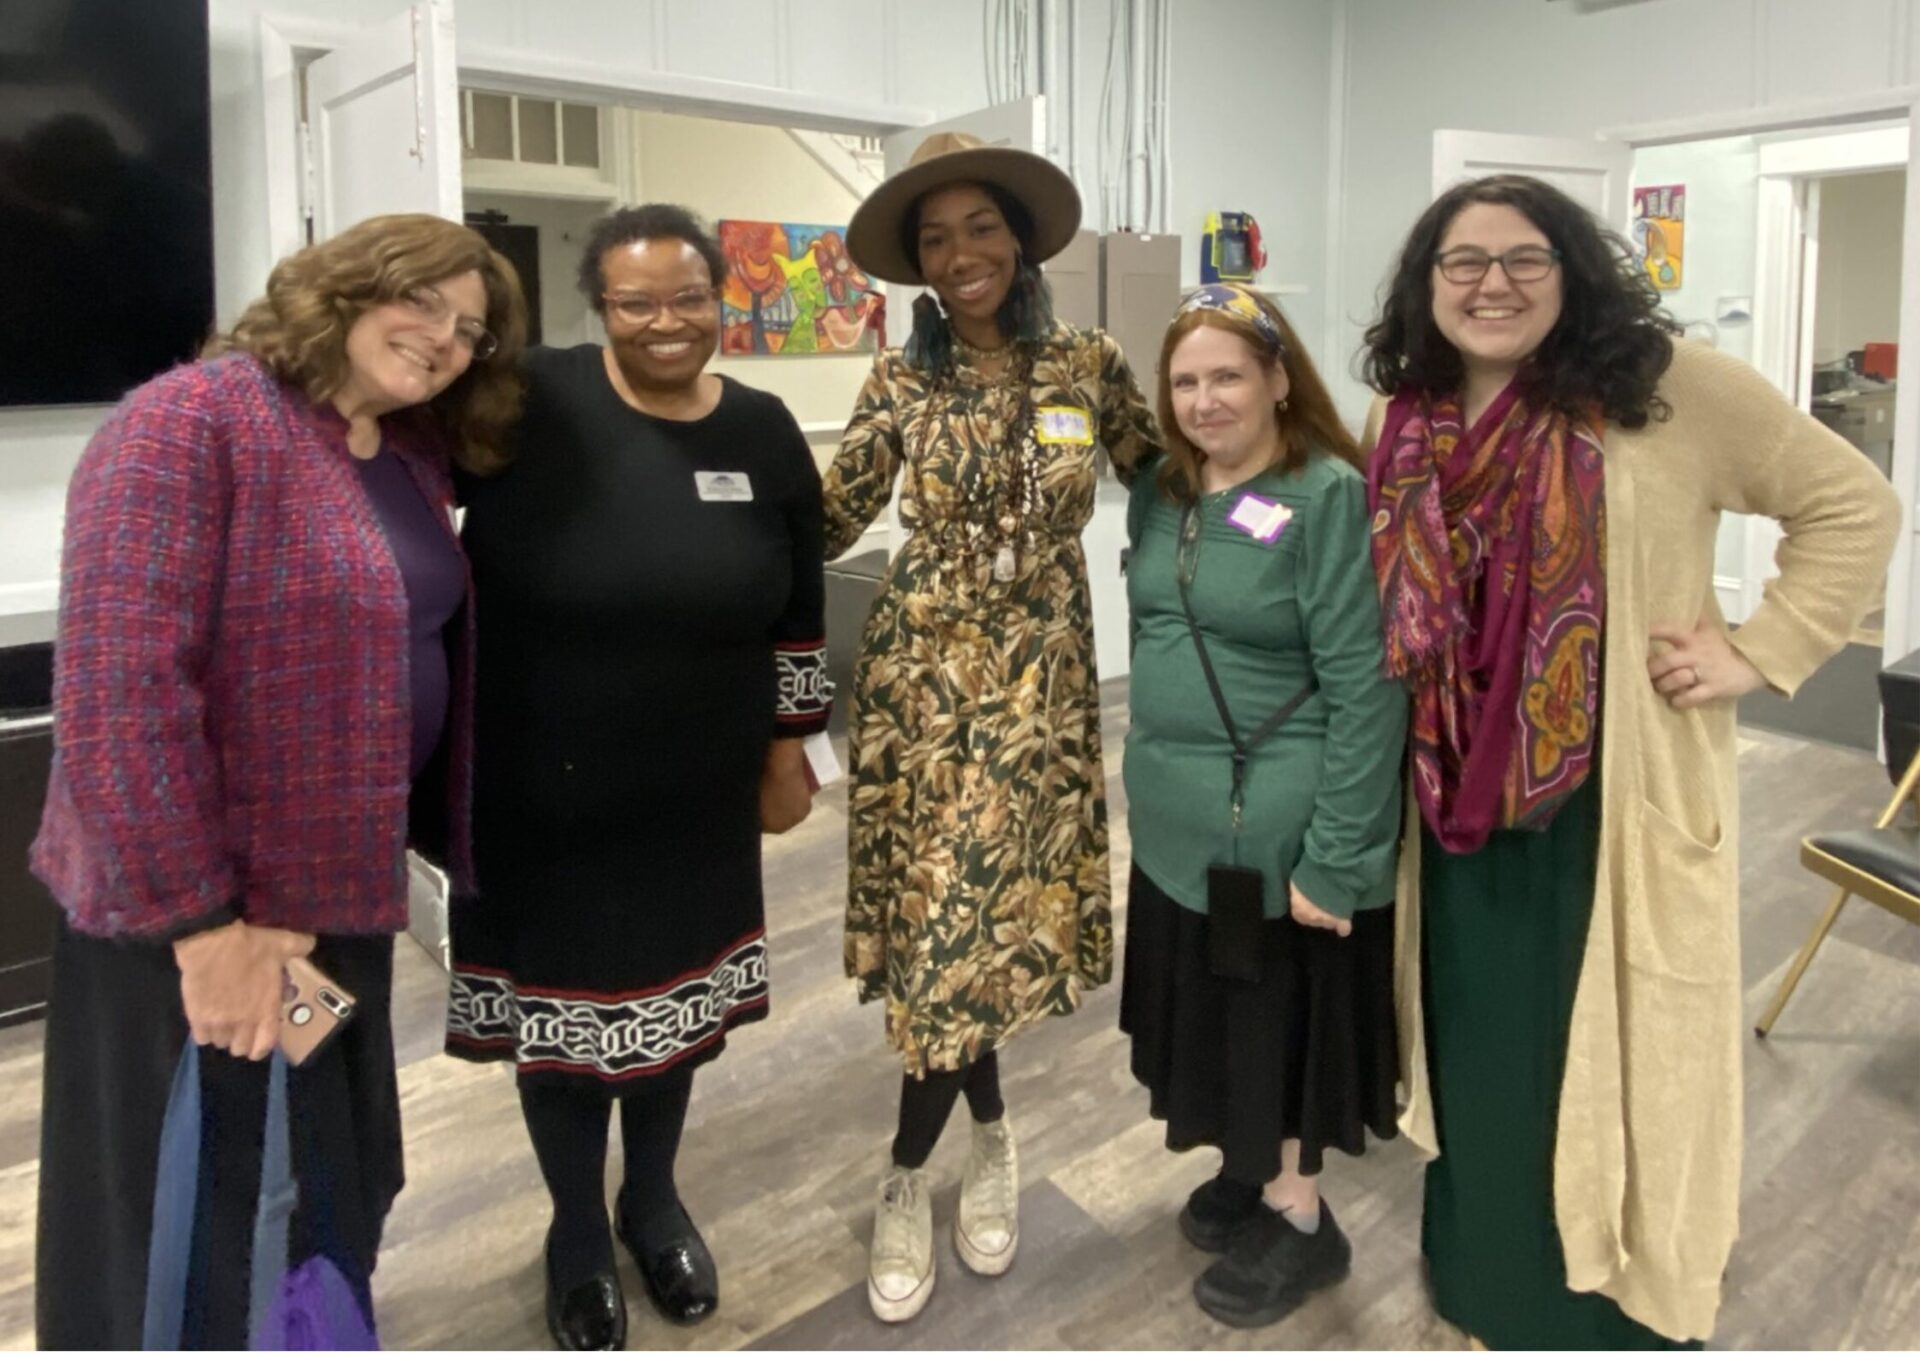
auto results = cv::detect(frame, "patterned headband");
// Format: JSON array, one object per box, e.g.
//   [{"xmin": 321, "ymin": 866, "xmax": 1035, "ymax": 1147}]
[{"xmin": 1175, "ymin": 283, "xmax": 1286, "ymax": 357}]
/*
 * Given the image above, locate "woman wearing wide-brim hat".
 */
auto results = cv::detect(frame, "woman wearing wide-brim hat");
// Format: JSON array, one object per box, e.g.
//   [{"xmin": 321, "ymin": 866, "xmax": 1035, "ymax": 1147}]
[{"xmin": 823, "ymin": 131, "xmax": 1162, "ymax": 1321}]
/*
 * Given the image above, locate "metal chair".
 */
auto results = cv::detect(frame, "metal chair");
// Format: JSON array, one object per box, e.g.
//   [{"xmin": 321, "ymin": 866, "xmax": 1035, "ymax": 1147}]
[{"xmin": 1753, "ymin": 743, "xmax": 1920, "ymax": 1037}]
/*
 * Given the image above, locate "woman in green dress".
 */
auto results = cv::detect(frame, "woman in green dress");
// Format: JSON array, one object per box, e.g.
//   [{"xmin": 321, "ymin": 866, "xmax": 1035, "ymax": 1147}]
[
  {"xmin": 823, "ymin": 132, "xmax": 1160, "ymax": 1322},
  {"xmin": 1360, "ymin": 174, "xmax": 1899, "ymax": 1348}
]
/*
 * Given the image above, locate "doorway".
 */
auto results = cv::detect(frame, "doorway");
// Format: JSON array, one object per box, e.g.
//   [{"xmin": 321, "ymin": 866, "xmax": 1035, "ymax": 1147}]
[{"xmin": 1629, "ymin": 124, "xmax": 1908, "ymax": 750}]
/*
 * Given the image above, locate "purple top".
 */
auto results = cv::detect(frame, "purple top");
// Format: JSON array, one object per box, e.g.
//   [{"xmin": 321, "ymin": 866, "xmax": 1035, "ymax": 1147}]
[{"xmin": 355, "ymin": 444, "xmax": 467, "ymax": 778}]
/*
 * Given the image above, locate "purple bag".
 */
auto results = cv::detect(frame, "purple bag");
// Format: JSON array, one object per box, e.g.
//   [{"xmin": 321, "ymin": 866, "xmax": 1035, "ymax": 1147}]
[{"xmin": 255, "ymin": 1255, "xmax": 380, "ymax": 1351}]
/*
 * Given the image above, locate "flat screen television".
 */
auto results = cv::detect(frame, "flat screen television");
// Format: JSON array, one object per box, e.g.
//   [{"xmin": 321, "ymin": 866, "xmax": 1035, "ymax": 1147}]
[{"xmin": 0, "ymin": 0, "xmax": 213, "ymax": 407}]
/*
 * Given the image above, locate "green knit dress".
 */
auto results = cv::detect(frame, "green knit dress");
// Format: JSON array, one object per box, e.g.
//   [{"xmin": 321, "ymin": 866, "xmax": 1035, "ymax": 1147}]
[{"xmin": 1419, "ymin": 773, "xmax": 1702, "ymax": 1351}]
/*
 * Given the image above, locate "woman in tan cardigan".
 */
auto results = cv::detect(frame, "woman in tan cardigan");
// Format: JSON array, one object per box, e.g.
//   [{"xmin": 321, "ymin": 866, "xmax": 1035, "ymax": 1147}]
[{"xmin": 1359, "ymin": 173, "xmax": 1899, "ymax": 1349}]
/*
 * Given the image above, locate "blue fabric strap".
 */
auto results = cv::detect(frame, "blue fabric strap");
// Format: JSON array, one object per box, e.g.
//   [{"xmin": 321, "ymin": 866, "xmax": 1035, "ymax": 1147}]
[
  {"xmin": 248, "ymin": 1052, "xmax": 296, "ymax": 1346},
  {"xmin": 141, "ymin": 1044, "xmax": 202, "ymax": 1350}
]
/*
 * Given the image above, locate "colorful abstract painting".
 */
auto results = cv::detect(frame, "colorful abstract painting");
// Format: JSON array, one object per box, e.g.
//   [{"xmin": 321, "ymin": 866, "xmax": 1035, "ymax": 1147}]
[
  {"xmin": 1632, "ymin": 184, "xmax": 1685, "ymax": 292},
  {"xmin": 718, "ymin": 220, "xmax": 884, "ymax": 356}
]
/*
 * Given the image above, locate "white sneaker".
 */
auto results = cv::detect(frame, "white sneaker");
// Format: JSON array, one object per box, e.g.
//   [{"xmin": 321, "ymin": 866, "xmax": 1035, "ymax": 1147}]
[
  {"xmin": 868, "ymin": 1165, "xmax": 935, "ymax": 1322},
  {"xmin": 954, "ymin": 1116, "xmax": 1019, "ymax": 1276}
]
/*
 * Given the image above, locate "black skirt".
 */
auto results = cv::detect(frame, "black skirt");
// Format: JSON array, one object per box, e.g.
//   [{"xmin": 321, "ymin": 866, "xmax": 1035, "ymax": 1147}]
[
  {"xmin": 36, "ymin": 921, "xmax": 402, "ymax": 1351},
  {"xmin": 1119, "ymin": 864, "xmax": 1399, "ymax": 1182}
]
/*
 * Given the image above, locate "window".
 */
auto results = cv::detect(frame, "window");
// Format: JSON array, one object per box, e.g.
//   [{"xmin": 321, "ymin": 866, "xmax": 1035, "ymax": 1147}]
[{"xmin": 460, "ymin": 90, "xmax": 601, "ymax": 171}]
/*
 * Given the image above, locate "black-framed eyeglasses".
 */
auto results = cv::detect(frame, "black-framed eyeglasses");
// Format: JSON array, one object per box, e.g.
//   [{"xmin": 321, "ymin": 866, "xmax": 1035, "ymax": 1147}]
[
  {"xmin": 602, "ymin": 287, "xmax": 720, "ymax": 324},
  {"xmin": 399, "ymin": 285, "xmax": 499, "ymax": 360},
  {"xmin": 1433, "ymin": 245, "xmax": 1561, "ymax": 285}
]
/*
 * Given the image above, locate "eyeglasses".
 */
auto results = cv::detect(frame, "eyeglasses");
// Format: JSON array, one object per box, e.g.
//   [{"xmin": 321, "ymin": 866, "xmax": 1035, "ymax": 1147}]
[
  {"xmin": 1432, "ymin": 246, "xmax": 1561, "ymax": 285},
  {"xmin": 398, "ymin": 286, "xmax": 499, "ymax": 360},
  {"xmin": 601, "ymin": 287, "xmax": 719, "ymax": 324}
]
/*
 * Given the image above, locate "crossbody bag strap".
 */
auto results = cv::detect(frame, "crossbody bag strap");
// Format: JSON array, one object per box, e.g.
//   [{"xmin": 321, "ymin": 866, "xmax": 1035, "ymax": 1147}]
[{"xmin": 1176, "ymin": 501, "xmax": 1316, "ymax": 837}]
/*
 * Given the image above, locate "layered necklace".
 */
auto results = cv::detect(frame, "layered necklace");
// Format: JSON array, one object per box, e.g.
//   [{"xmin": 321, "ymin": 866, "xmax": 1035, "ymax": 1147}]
[{"xmin": 947, "ymin": 332, "xmax": 1041, "ymax": 583}]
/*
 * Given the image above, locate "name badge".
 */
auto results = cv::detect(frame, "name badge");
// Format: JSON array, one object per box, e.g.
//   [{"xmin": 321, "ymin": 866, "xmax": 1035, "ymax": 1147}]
[
  {"xmin": 1035, "ymin": 406, "xmax": 1094, "ymax": 445},
  {"xmin": 1227, "ymin": 493, "xmax": 1293, "ymax": 543},
  {"xmin": 695, "ymin": 471, "xmax": 753, "ymax": 503}
]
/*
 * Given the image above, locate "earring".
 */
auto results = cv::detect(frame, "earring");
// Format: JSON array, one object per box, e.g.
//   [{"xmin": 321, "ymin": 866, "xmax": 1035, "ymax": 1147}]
[{"xmin": 1276, "ymin": 398, "xmax": 1290, "ymax": 413}]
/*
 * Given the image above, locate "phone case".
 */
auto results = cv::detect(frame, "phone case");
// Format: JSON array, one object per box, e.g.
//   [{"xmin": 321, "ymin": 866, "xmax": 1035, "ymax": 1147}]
[
  {"xmin": 1206, "ymin": 864, "xmax": 1266, "ymax": 983},
  {"xmin": 280, "ymin": 956, "xmax": 358, "ymax": 1066}
]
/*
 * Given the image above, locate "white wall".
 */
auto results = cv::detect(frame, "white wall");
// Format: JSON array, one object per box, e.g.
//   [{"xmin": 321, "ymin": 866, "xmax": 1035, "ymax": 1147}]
[
  {"xmin": 0, "ymin": 410, "xmax": 93, "ymax": 623},
  {"xmin": 1164, "ymin": 0, "xmax": 1335, "ymax": 367},
  {"xmin": 1813, "ymin": 169, "xmax": 1907, "ymax": 363},
  {"xmin": 1327, "ymin": 0, "xmax": 1920, "ymax": 426}
]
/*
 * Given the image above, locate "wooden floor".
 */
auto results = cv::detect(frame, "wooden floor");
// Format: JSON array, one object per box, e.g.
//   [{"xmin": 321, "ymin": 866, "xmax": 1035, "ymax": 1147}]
[{"xmin": 3, "ymin": 686, "xmax": 1919, "ymax": 1350}]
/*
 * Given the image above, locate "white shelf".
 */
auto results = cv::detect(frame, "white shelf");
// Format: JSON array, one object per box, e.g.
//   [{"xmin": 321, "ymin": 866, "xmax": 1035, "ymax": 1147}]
[{"xmin": 1180, "ymin": 281, "xmax": 1311, "ymax": 297}]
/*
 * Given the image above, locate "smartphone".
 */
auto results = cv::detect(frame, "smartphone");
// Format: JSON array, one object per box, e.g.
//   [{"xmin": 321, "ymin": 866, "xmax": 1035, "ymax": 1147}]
[
  {"xmin": 280, "ymin": 956, "xmax": 357, "ymax": 1066},
  {"xmin": 1206, "ymin": 863, "xmax": 1266, "ymax": 983}
]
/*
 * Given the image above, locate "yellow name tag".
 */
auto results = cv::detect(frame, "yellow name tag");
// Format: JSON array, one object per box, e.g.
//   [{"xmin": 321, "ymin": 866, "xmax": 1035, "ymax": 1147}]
[{"xmin": 1035, "ymin": 406, "xmax": 1094, "ymax": 445}]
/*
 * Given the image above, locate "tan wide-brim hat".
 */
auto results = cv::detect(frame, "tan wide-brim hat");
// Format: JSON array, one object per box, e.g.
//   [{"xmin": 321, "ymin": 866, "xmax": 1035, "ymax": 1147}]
[{"xmin": 845, "ymin": 131, "xmax": 1082, "ymax": 286}]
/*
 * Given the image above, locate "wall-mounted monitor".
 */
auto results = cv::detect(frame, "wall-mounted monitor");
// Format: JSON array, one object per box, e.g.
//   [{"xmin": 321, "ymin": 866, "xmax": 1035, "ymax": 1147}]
[{"xmin": 0, "ymin": 0, "xmax": 213, "ymax": 408}]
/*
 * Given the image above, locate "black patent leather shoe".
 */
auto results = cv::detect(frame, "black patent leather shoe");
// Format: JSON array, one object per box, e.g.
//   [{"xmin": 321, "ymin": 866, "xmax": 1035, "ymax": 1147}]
[
  {"xmin": 545, "ymin": 1239, "xmax": 627, "ymax": 1351},
  {"xmin": 616, "ymin": 1195, "xmax": 719, "ymax": 1326}
]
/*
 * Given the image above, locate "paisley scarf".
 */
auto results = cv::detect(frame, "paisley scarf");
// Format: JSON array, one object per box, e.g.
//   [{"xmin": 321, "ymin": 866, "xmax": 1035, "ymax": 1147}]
[{"xmin": 1367, "ymin": 384, "xmax": 1606, "ymax": 854}]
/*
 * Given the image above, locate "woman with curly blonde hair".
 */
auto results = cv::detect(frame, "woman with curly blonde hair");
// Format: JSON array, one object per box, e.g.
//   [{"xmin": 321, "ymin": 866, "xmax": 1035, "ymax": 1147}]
[{"xmin": 33, "ymin": 212, "xmax": 526, "ymax": 1349}]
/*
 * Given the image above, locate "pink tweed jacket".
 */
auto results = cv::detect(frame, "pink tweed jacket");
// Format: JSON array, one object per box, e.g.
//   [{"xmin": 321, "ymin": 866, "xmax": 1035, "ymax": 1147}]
[{"xmin": 32, "ymin": 353, "xmax": 476, "ymax": 940}]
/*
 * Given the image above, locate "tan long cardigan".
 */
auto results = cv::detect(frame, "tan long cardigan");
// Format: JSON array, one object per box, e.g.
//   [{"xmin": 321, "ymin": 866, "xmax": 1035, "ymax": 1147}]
[{"xmin": 1369, "ymin": 340, "xmax": 1902, "ymax": 1341}]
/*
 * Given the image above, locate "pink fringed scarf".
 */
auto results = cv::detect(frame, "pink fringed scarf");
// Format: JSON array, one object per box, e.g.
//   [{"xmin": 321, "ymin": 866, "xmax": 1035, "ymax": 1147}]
[{"xmin": 1366, "ymin": 384, "xmax": 1606, "ymax": 854}]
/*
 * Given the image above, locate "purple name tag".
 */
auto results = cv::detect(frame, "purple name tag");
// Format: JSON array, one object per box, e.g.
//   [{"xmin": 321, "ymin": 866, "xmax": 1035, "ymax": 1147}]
[{"xmin": 1226, "ymin": 493, "xmax": 1294, "ymax": 543}]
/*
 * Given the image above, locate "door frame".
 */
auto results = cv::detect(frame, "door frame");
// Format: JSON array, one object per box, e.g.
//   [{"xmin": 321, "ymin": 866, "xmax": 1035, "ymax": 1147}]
[
  {"xmin": 1744, "ymin": 124, "xmax": 1910, "ymax": 622},
  {"xmin": 257, "ymin": 8, "xmax": 937, "ymax": 268},
  {"xmin": 1603, "ymin": 90, "xmax": 1920, "ymax": 666}
]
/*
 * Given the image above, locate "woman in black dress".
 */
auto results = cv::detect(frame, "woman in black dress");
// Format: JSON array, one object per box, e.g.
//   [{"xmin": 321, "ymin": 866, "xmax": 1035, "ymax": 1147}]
[{"xmin": 445, "ymin": 205, "xmax": 829, "ymax": 1350}]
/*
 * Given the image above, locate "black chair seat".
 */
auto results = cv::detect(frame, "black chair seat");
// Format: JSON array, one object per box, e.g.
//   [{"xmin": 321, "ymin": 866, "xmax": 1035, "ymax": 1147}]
[{"xmin": 1804, "ymin": 826, "xmax": 1920, "ymax": 899}]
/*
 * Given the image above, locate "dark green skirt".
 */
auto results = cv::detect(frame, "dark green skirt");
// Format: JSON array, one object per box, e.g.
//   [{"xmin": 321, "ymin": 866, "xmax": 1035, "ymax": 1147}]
[{"xmin": 1420, "ymin": 776, "xmax": 1699, "ymax": 1351}]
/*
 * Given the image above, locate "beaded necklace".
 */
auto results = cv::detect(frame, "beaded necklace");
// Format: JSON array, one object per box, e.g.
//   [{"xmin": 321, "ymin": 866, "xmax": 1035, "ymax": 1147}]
[{"xmin": 945, "ymin": 337, "xmax": 1041, "ymax": 583}]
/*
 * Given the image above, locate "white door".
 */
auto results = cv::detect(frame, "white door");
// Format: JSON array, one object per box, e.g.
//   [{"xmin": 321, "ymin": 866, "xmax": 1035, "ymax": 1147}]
[
  {"xmin": 1892, "ymin": 102, "xmax": 1920, "ymax": 665},
  {"xmin": 1433, "ymin": 130, "xmax": 1633, "ymax": 228},
  {"xmin": 303, "ymin": 0, "xmax": 462, "ymax": 242}
]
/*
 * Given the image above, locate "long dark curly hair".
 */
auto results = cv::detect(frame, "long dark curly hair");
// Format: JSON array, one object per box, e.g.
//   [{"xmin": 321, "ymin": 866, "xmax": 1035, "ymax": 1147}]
[{"xmin": 1360, "ymin": 174, "xmax": 1680, "ymax": 430}]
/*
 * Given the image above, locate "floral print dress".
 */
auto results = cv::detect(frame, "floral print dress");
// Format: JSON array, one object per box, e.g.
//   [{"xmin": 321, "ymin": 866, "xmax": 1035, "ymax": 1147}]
[{"xmin": 824, "ymin": 322, "xmax": 1160, "ymax": 1074}]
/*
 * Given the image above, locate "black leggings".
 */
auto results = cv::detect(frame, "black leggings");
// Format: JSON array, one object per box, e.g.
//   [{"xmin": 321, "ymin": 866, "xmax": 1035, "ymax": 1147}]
[
  {"xmin": 519, "ymin": 1069, "xmax": 694, "ymax": 1287},
  {"xmin": 891, "ymin": 1050, "xmax": 1005, "ymax": 1169}
]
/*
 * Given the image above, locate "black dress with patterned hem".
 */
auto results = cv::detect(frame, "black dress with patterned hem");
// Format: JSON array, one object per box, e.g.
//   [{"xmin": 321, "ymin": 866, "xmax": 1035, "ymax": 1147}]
[{"xmin": 445, "ymin": 346, "xmax": 830, "ymax": 1089}]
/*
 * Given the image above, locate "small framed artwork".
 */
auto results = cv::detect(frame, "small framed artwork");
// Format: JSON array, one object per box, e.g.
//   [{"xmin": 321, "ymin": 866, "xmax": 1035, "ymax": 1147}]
[
  {"xmin": 718, "ymin": 220, "xmax": 884, "ymax": 356},
  {"xmin": 1632, "ymin": 184, "xmax": 1685, "ymax": 292}
]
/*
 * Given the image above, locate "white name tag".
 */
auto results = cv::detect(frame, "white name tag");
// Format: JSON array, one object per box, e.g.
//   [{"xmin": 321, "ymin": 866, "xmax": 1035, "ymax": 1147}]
[
  {"xmin": 695, "ymin": 471, "xmax": 754, "ymax": 503},
  {"xmin": 1226, "ymin": 493, "xmax": 1293, "ymax": 543}
]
